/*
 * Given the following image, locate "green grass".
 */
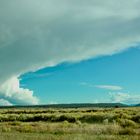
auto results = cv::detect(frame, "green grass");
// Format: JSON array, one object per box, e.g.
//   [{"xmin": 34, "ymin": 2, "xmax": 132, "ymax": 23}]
[
  {"xmin": 0, "ymin": 133, "xmax": 140, "ymax": 140},
  {"xmin": 0, "ymin": 107, "xmax": 139, "ymax": 140}
]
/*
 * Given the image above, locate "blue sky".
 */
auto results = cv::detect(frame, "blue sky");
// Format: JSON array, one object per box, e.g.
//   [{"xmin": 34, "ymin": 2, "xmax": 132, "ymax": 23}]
[
  {"xmin": 1, "ymin": 1, "xmax": 140, "ymax": 105},
  {"xmin": 21, "ymin": 47, "xmax": 140, "ymax": 104}
]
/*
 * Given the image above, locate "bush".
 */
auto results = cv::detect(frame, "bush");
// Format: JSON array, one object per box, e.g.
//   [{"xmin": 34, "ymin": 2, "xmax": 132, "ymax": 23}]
[
  {"xmin": 118, "ymin": 119, "xmax": 137, "ymax": 128},
  {"xmin": 57, "ymin": 115, "xmax": 77, "ymax": 123},
  {"xmin": 119, "ymin": 127, "xmax": 136, "ymax": 135},
  {"xmin": 132, "ymin": 114, "xmax": 140, "ymax": 123},
  {"xmin": 1, "ymin": 126, "xmax": 11, "ymax": 132},
  {"xmin": 79, "ymin": 114, "xmax": 105, "ymax": 123}
]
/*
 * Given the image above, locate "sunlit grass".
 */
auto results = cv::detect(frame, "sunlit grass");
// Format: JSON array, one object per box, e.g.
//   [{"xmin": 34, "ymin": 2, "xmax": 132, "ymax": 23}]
[{"xmin": 0, "ymin": 107, "xmax": 139, "ymax": 140}]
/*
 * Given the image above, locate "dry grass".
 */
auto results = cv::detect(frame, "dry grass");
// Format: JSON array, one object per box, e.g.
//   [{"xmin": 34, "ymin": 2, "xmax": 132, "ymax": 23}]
[
  {"xmin": 0, "ymin": 133, "xmax": 140, "ymax": 140},
  {"xmin": 0, "ymin": 107, "xmax": 139, "ymax": 140}
]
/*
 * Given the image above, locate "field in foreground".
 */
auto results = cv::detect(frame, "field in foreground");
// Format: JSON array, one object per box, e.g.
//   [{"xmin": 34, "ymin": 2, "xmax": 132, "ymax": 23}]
[{"xmin": 0, "ymin": 107, "xmax": 139, "ymax": 140}]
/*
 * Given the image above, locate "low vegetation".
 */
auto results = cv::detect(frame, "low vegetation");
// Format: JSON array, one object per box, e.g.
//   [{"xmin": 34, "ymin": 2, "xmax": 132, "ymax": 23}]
[{"xmin": 0, "ymin": 107, "xmax": 139, "ymax": 140}]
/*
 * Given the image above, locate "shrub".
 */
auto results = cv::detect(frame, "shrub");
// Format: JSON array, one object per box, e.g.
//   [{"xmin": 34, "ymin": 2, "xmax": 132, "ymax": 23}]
[
  {"xmin": 79, "ymin": 113, "xmax": 106, "ymax": 123},
  {"xmin": 118, "ymin": 119, "xmax": 137, "ymax": 128},
  {"xmin": 132, "ymin": 114, "xmax": 140, "ymax": 123},
  {"xmin": 103, "ymin": 119, "xmax": 109, "ymax": 124},
  {"xmin": 57, "ymin": 115, "xmax": 77, "ymax": 123},
  {"xmin": 119, "ymin": 127, "xmax": 136, "ymax": 135},
  {"xmin": 1, "ymin": 126, "xmax": 11, "ymax": 132}
]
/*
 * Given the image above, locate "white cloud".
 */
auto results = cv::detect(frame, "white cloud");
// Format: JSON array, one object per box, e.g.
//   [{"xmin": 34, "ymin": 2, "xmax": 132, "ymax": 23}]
[
  {"xmin": 0, "ymin": 0, "xmax": 140, "ymax": 104},
  {"xmin": 109, "ymin": 92, "xmax": 140, "ymax": 104},
  {"xmin": 79, "ymin": 82, "xmax": 94, "ymax": 88},
  {"xmin": 48, "ymin": 101, "xmax": 58, "ymax": 105},
  {"xmin": 79, "ymin": 82, "xmax": 89, "ymax": 86},
  {"xmin": 0, "ymin": 77, "xmax": 39, "ymax": 105},
  {"xmin": 0, "ymin": 99, "xmax": 13, "ymax": 106},
  {"xmin": 80, "ymin": 82, "xmax": 123, "ymax": 91},
  {"xmin": 95, "ymin": 85, "xmax": 123, "ymax": 91}
]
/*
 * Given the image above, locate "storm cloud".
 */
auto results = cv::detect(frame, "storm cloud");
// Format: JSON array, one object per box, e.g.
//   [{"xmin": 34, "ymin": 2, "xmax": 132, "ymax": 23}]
[{"xmin": 0, "ymin": 0, "xmax": 140, "ymax": 105}]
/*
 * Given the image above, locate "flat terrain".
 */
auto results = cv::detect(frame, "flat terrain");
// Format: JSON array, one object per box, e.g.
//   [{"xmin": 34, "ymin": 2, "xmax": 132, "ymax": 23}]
[{"xmin": 0, "ymin": 107, "xmax": 139, "ymax": 140}]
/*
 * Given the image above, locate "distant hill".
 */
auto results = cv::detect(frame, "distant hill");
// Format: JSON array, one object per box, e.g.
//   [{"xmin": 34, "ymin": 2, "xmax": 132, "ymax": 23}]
[
  {"xmin": 0, "ymin": 103, "xmax": 129, "ymax": 109},
  {"xmin": 135, "ymin": 103, "xmax": 140, "ymax": 107}
]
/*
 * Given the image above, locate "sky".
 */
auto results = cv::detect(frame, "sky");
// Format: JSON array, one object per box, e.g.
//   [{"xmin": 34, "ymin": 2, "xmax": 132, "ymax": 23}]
[
  {"xmin": 0, "ymin": 0, "xmax": 140, "ymax": 105},
  {"xmin": 20, "ymin": 47, "xmax": 140, "ymax": 105}
]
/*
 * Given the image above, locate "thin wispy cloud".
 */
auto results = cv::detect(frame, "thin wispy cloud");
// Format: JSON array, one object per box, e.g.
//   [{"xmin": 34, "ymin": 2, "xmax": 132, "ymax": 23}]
[
  {"xmin": 79, "ymin": 82, "xmax": 95, "ymax": 88},
  {"xmin": 48, "ymin": 101, "xmax": 58, "ymax": 105},
  {"xmin": 95, "ymin": 85, "xmax": 123, "ymax": 91},
  {"xmin": 80, "ymin": 82, "xmax": 123, "ymax": 91}
]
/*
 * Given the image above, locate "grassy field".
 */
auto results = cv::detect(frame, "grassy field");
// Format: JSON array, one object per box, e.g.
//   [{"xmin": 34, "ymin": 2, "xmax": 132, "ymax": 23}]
[{"xmin": 0, "ymin": 107, "xmax": 139, "ymax": 140}]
